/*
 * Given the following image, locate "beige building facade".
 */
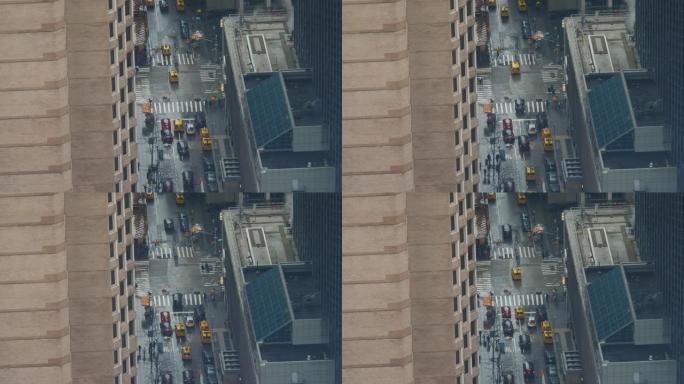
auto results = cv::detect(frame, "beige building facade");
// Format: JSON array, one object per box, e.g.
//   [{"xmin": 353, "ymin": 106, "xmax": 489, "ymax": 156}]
[
  {"xmin": 342, "ymin": 0, "xmax": 481, "ymax": 383},
  {"xmin": 0, "ymin": 0, "xmax": 140, "ymax": 383}
]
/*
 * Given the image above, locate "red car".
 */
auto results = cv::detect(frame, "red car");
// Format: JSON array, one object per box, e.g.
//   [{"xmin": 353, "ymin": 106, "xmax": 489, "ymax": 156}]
[
  {"xmin": 502, "ymin": 118, "xmax": 513, "ymax": 130},
  {"xmin": 160, "ymin": 311, "xmax": 171, "ymax": 323},
  {"xmin": 161, "ymin": 118, "xmax": 171, "ymax": 131},
  {"xmin": 501, "ymin": 305, "xmax": 512, "ymax": 319}
]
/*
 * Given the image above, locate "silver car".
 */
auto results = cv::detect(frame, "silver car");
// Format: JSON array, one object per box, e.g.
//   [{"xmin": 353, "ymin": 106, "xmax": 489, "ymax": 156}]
[{"xmin": 185, "ymin": 122, "xmax": 196, "ymax": 136}]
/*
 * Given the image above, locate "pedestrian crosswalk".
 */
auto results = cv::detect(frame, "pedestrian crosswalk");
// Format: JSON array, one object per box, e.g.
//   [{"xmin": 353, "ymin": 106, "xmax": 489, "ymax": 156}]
[
  {"xmin": 152, "ymin": 53, "xmax": 196, "ymax": 66},
  {"xmin": 492, "ymin": 246, "xmax": 536, "ymax": 260},
  {"xmin": 542, "ymin": 64, "xmax": 563, "ymax": 84},
  {"xmin": 493, "ymin": 53, "xmax": 537, "ymax": 67},
  {"xmin": 135, "ymin": 69, "xmax": 150, "ymax": 100},
  {"xmin": 494, "ymin": 100, "xmax": 545, "ymax": 114},
  {"xmin": 152, "ymin": 100, "xmax": 205, "ymax": 114},
  {"xmin": 151, "ymin": 293, "xmax": 203, "ymax": 307},
  {"xmin": 135, "ymin": 261, "xmax": 150, "ymax": 296},
  {"xmin": 200, "ymin": 68, "xmax": 217, "ymax": 83},
  {"xmin": 477, "ymin": 77, "xmax": 493, "ymax": 103},
  {"xmin": 493, "ymin": 293, "xmax": 546, "ymax": 307},
  {"xmin": 542, "ymin": 260, "xmax": 562, "ymax": 287},
  {"xmin": 151, "ymin": 246, "xmax": 195, "ymax": 260}
]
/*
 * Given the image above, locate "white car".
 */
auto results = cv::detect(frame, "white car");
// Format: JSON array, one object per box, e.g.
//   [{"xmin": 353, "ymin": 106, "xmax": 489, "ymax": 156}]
[
  {"xmin": 527, "ymin": 316, "xmax": 537, "ymax": 328},
  {"xmin": 528, "ymin": 123, "xmax": 537, "ymax": 135},
  {"xmin": 185, "ymin": 122, "xmax": 196, "ymax": 136},
  {"xmin": 185, "ymin": 315, "xmax": 195, "ymax": 328}
]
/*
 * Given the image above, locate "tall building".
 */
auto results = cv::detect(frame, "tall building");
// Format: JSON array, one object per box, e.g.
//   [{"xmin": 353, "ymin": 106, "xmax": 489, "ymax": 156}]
[
  {"xmin": 292, "ymin": 192, "xmax": 342, "ymax": 384},
  {"xmin": 635, "ymin": 0, "xmax": 684, "ymax": 191},
  {"xmin": 0, "ymin": 0, "xmax": 140, "ymax": 383},
  {"xmin": 634, "ymin": 193, "xmax": 684, "ymax": 377},
  {"xmin": 342, "ymin": 0, "xmax": 481, "ymax": 383}
]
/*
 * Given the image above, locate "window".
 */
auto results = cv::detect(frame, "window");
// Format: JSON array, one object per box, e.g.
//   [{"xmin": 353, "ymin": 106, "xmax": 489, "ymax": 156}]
[
  {"xmin": 467, "ymin": 218, "xmax": 473, "ymax": 235},
  {"xmin": 460, "ymin": 254, "xmax": 466, "ymax": 270},
  {"xmin": 113, "ymin": 130, "xmax": 118, "ymax": 145},
  {"xmin": 120, "ymin": 88, "xmax": 125, "ymax": 103},
  {"xmin": 462, "ymin": 307, "xmax": 468, "ymax": 322},
  {"xmin": 466, "ymin": 0, "xmax": 472, "ymax": 15},
  {"xmin": 450, "ymin": 22, "xmax": 456, "ymax": 38},
  {"xmin": 122, "ymin": 357, "xmax": 128, "ymax": 373},
  {"xmin": 471, "ymin": 127, "xmax": 477, "ymax": 142},
  {"xmin": 128, "ymin": 102, "xmax": 134, "ymax": 116},
  {"xmin": 125, "ymin": 219, "xmax": 131, "ymax": 235},
  {"xmin": 468, "ymin": 52, "xmax": 474, "ymax": 67},
  {"xmin": 461, "ymin": 281, "xmax": 466, "ymax": 296},
  {"xmin": 466, "ymin": 193, "xmax": 472, "ymax": 209},
  {"xmin": 129, "ymin": 127, "xmax": 136, "ymax": 143},
  {"xmin": 112, "ymin": 103, "xmax": 117, "ymax": 118},
  {"xmin": 452, "ymin": 270, "xmax": 458, "ymax": 285},
  {"xmin": 453, "ymin": 104, "xmax": 459, "ymax": 119},
  {"xmin": 470, "ymin": 102, "xmax": 476, "ymax": 118},
  {"xmin": 452, "ymin": 242, "xmax": 457, "ymax": 258},
  {"xmin": 109, "ymin": 215, "xmax": 114, "ymax": 231},
  {"xmin": 122, "ymin": 140, "xmax": 128, "ymax": 155},
  {"xmin": 111, "ymin": 297, "xmax": 117, "ymax": 312},
  {"xmin": 109, "ymin": 0, "xmax": 113, "ymax": 10},
  {"xmin": 453, "ymin": 297, "xmax": 459, "ymax": 311},
  {"xmin": 454, "ymin": 324, "xmax": 460, "ymax": 338},
  {"xmin": 459, "ymin": 201, "xmax": 464, "ymax": 216},
  {"xmin": 459, "ymin": 227, "xmax": 465, "ymax": 242},
  {"xmin": 456, "ymin": 158, "xmax": 461, "ymax": 172},
  {"xmin": 118, "ymin": 35, "xmax": 123, "ymax": 50},
  {"xmin": 126, "ymin": 52, "xmax": 133, "ymax": 68},
  {"xmin": 461, "ymin": 88, "xmax": 467, "ymax": 103},
  {"xmin": 111, "ymin": 76, "xmax": 116, "ymax": 91},
  {"xmin": 108, "ymin": 192, "xmax": 113, "ymax": 203},
  {"xmin": 110, "ymin": 241, "xmax": 115, "ymax": 257},
  {"xmin": 454, "ymin": 130, "xmax": 460, "ymax": 145},
  {"xmin": 131, "ymin": 159, "xmax": 137, "ymax": 174},
  {"xmin": 129, "ymin": 320, "xmax": 135, "ymax": 336},
  {"xmin": 460, "ymin": 35, "xmax": 465, "ymax": 50},
  {"xmin": 113, "ymin": 350, "xmax": 119, "ymax": 365},
  {"xmin": 125, "ymin": 0, "xmax": 131, "ymax": 15},
  {"xmin": 117, "ymin": 200, "xmax": 122, "ymax": 216},
  {"xmin": 120, "ymin": 308, "xmax": 126, "ymax": 322},
  {"xmin": 112, "ymin": 323, "xmax": 118, "ymax": 338},
  {"xmin": 118, "ymin": 228, "xmax": 123, "ymax": 244},
  {"xmin": 118, "ymin": 61, "xmax": 124, "ymax": 77},
  {"xmin": 109, "ymin": 22, "xmax": 114, "ymax": 38},
  {"xmin": 449, "ymin": 192, "xmax": 454, "ymax": 203},
  {"xmin": 457, "ymin": 182, "xmax": 462, "ymax": 193},
  {"xmin": 452, "ymin": 77, "xmax": 458, "ymax": 92},
  {"xmin": 472, "ymin": 352, "xmax": 478, "ymax": 367},
  {"xmin": 114, "ymin": 157, "xmax": 119, "ymax": 172},
  {"xmin": 468, "ymin": 245, "xmax": 474, "ymax": 260},
  {"xmin": 110, "ymin": 49, "xmax": 116, "ymax": 65},
  {"xmin": 472, "ymin": 160, "xmax": 478, "ymax": 175},
  {"xmin": 471, "ymin": 320, "xmax": 477, "ymax": 336},
  {"xmin": 450, "ymin": 215, "xmax": 456, "ymax": 231},
  {"xmin": 118, "ymin": 255, "xmax": 123, "ymax": 270},
  {"xmin": 117, "ymin": 7, "xmax": 122, "ymax": 23},
  {"xmin": 452, "ymin": 49, "xmax": 457, "ymax": 65},
  {"xmin": 470, "ymin": 295, "xmax": 476, "ymax": 311},
  {"xmin": 461, "ymin": 62, "xmax": 466, "ymax": 77},
  {"xmin": 465, "ymin": 166, "xmax": 470, "ymax": 181},
  {"xmin": 123, "ymin": 166, "xmax": 128, "ymax": 181},
  {"xmin": 464, "ymin": 357, "xmax": 469, "ymax": 372},
  {"xmin": 459, "ymin": 7, "xmax": 464, "ymax": 22},
  {"xmin": 110, "ymin": 269, "xmax": 116, "ymax": 285},
  {"xmin": 124, "ymin": 193, "xmax": 131, "ymax": 209},
  {"xmin": 468, "ymin": 26, "xmax": 473, "ymax": 42},
  {"xmin": 455, "ymin": 350, "xmax": 461, "ymax": 364},
  {"xmin": 450, "ymin": 0, "xmax": 455, "ymax": 9},
  {"xmin": 464, "ymin": 141, "xmax": 469, "ymax": 156},
  {"xmin": 125, "ymin": 26, "xmax": 132, "ymax": 42}
]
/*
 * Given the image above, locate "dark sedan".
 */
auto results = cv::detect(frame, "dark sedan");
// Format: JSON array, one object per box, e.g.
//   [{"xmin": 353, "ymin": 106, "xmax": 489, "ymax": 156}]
[
  {"xmin": 521, "ymin": 212, "xmax": 531, "ymax": 232},
  {"xmin": 503, "ymin": 128, "xmax": 515, "ymax": 144},
  {"xmin": 162, "ymin": 179, "xmax": 174, "ymax": 192},
  {"xmin": 515, "ymin": 98, "xmax": 526, "ymax": 116},
  {"xmin": 161, "ymin": 128, "xmax": 173, "ymax": 144},
  {"xmin": 160, "ymin": 321, "xmax": 173, "ymax": 337},
  {"xmin": 502, "ymin": 319, "xmax": 514, "ymax": 337},
  {"xmin": 521, "ymin": 20, "xmax": 531, "ymax": 39},
  {"xmin": 179, "ymin": 213, "xmax": 190, "ymax": 233}
]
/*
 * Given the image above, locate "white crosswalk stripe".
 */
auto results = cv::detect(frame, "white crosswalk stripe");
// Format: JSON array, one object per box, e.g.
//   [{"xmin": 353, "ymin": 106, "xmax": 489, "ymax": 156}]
[
  {"xmin": 493, "ymin": 53, "xmax": 537, "ymax": 67},
  {"xmin": 152, "ymin": 53, "xmax": 195, "ymax": 66},
  {"xmin": 494, "ymin": 101, "xmax": 546, "ymax": 114},
  {"xmin": 152, "ymin": 101, "xmax": 205, "ymax": 114},
  {"xmin": 494, "ymin": 293, "xmax": 546, "ymax": 307},
  {"xmin": 151, "ymin": 293, "xmax": 204, "ymax": 307},
  {"xmin": 542, "ymin": 260, "xmax": 562, "ymax": 287},
  {"xmin": 200, "ymin": 69, "xmax": 218, "ymax": 83},
  {"xmin": 493, "ymin": 246, "xmax": 536, "ymax": 260},
  {"xmin": 151, "ymin": 246, "xmax": 195, "ymax": 259}
]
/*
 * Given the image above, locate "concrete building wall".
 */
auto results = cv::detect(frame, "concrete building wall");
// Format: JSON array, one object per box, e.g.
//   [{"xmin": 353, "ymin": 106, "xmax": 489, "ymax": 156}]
[
  {"xmin": 633, "ymin": 318, "xmax": 668, "ymax": 345},
  {"xmin": 260, "ymin": 360, "xmax": 335, "ymax": 384},
  {"xmin": 0, "ymin": 0, "xmax": 139, "ymax": 382},
  {"xmin": 261, "ymin": 167, "xmax": 336, "ymax": 192},
  {"xmin": 601, "ymin": 167, "xmax": 677, "ymax": 192},
  {"xmin": 342, "ymin": 0, "xmax": 480, "ymax": 383},
  {"xmin": 601, "ymin": 360, "xmax": 677, "ymax": 384}
]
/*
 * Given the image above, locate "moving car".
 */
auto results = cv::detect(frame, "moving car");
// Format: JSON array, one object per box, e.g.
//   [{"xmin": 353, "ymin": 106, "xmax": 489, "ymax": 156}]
[
  {"xmin": 194, "ymin": 112, "xmax": 207, "ymax": 129},
  {"xmin": 176, "ymin": 0, "xmax": 185, "ymax": 11},
  {"xmin": 516, "ymin": 192, "xmax": 527, "ymax": 205},
  {"xmin": 203, "ymin": 156, "xmax": 215, "ymax": 172},
  {"xmin": 502, "ymin": 118, "xmax": 513, "ymax": 130},
  {"xmin": 161, "ymin": 118, "xmax": 171, "ymax": 130},
  {"xmin": 527, "ymin": 316, "xmax": 537, "ymax": 328},
  {"xmin": 518, "ymin": 0, "xmax": 528, "ymax": 11},
  {"xmin": 161, "ymin": 128, "xmax": 173, "ymax": 144},
  {"xmin": 177, "ymin": 140, "xmax": 189, "ymax": 158},
  {"xmin": 180, "ymin": 20, "xmax": 190, "ymax": 39},
  {"xmin": 523, "ymin": 361, "xmax": 535, "ymax": 381},
  {"xmin": 526, "ymin": 167, "xmax": 536, "ymax": 183},
  {"xmin": 173, "ymin": 292, "xmax": 184, "ymax": 311},
  {"xmin": 174, "ymin": 118, "xmax": 185, "ymax": 133},
  {"xmin": 500, "ymin": 5, "xmax": 509, "ymax": 18},
  {"xmin": 181, "ymin": 345, "xmax": 192, "ymax": 360},
  {"xmin": 160, "ymin": 321, "xmax": 173, "ymax": 337},
  {"xmin": 185, "ymin": 121, "xmax": 196, "ymax": 136},
  {"xmin": 182, "ymin": 171, "xmax": 194, "ymax": 192},
  {"xmin": 527, "ymin": 123, "xmax": 537, "ymax": 135},
  {"xmin": 185, "ymin": 315, "xmax": 195, "ymax": 328},
  {"xmin": 503, "ymin": 128, "xmax": 515, "ymax": 144},
  {"xmin": 488, "ymin": 0, "xmax": 496, "ymax": 7},
  {"xmin": 175, "ymin": 323, "xmax": 186, "ymax": 337},
  {"xmin": 160, "ymin": 311, "xmax": 171, "ymax": 323},
  {"xmin": 521, "ymin": 20, "xmax": 531, "ymax": 39},
  {"xmin": 168, "ymin": 68, "xmax": 179, "ymax": 83},
  {"xmin": 159, "ymin": 0, "xmax": 168, "ymax": 12},
  {"xmin": 502, "ymin": 224, "xmax": 512, "ymax": 240},
  {"xmin": 206, "ymin": 171, "xmax": 218, "ymax": 192},
  {"xmin": 195, "ymin": 306, "xmax": 206, "ymax": 322},
  {"xmin": 544, "ymin": 157, "xmax": 557, "ymax": 173},
  {"xmin": 164, "ymin": 218, "xmax": 174, "ymax": 232},
  {"xmin": 202, "ymin": 350, "xmax": 214, "ymax": 365},
  {"xmin": 161, "ymin": 373, "xmax": 173, "ymax": 384},
  {"xmin": 205, "ymin": 365, "xmax": 219, "ymax": 384},
  {"xmin": 502, "ymin": 178, "xmax": 515, "ymax": 192},
  {"xmin": 511, "ymin": 60, "xmax": 521, "ymax": 75},
  {"xmin": 515, "ymin": 98, "xmax": 526, "ymax": 116},
  {"xmin": 175, "ymin": 192, "xmax": 185, "ymax": 204},
  {"xmin": 515, "ymin": 306, "xmax": 525, "ymax": 320},
  {"xmin": 182, "ymin": 370, "xmax": 195, "ymax": 384},
  {"xmin": 511, "ymin": 266, "xmax": 522, "ymax": 280},
  {"xmin": 502, "ymin": 319, "xmax": 514, "ymax": 337},
  {"xmin": 518, "ymin": 135, "xmax": 530, "ymax": 151},
  {"xmin": 536, "ymin": 113, "xmax": 548, "ymax": 131},
  {"xmin": 162, "ymin": 44, "xmax": 171, "ymax": 56},
  {"xmin": 501, "ymin": 305, "xmax": 512, "ymax": 319},
  {"xmin": 545, "ymin": 350, "xmax": 556, "ymax": 365},
  {"xmin": 544, "ymin": 137, "xmax": 554, "ymax": 151},
  {"xmin": 521, "ymin": 212, "xmax": 531, "ymax": 232},
  {"xmin": 519, "ymin": 333, "xmax": 531, "ymax": 353}
]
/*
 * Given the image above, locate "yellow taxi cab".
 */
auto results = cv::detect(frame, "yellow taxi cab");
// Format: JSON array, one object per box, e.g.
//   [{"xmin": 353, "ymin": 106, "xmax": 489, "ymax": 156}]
[
  {"xmin": 175, "ymin": 323, "xmax": 186, "ymax": 337},
  {"xmin": 488, "ymin": 0, "xmax": 496, "ymax": 7},
  {"xmin": 516, "ymin": 192, "xmax": 527, "ymax": 205},
  {"xmin": 543, "ymin": 330, "xmax": 554, "ymax": 344},
  {"xmin": 174, "ymin": 118, "xmax": 185, "ymax": 133},
  {"xmin": 486, "ymin": 192, "xmax": 496, "ymax": 201},
  {"xmin": 201, "ymin": 330, "xmax": 212, "ymax": 344},
  {"xmin": 168, "ymin": 68, "xmax": 179, "ymax": 83},
  {"xmin": 181, "ymin": 345, "xmax": 192, "ymax": 360},
  {"xmin": 161, "ymin": 44, "xmax": 172, "ymax": 57},
  {"xmin": 542, "ymin": 127, "xmax": 552, "ymax": 139},
  {"xmin": 200, "ymin": 320, "xmax": 209, "ymax": 332},
  {"xmin": 526, "ymin": 166, "xmax": 536, "ymax": 182},
  {"xmin": 511, "ymin": 60, "xmax": 521, "ymax": 74},
  {"xmin": 483, "ymin": 100, "xmax": 493, "ymax": 114},
  {"xmin": 176, "ymin": 192, "xmax": 185, "ymax": 204},
  {"xmin": 500, "ymin": 6, "xmax": 509, "ymax": 18},
  {"xmin": 141, "ymin": 293, "xmax": 151, "ymax": 307},
  {"xmin": 145, "ymin": 191, "xmax": 154, "ymax": 201},
  {"xmin": 541, "ymin": 320, "xmax": 552, "ymax": 332},
  {"xmin": 199, "ymin": 127, "xmax": 210, "ymax": 138},
  {"xmin": 176, "ymin": 0, "xmax": 185, "ymax": 11},
  {"xmin": 145, "ymin": 0, "xmax": 154, "ymax": 7},
  {"xmin": 511, "ymin": 266, "xmax": 522, "ymax": 280},
  {"xmin": 515, "ymin": 306, "xmax": 525, "ymax": 320},
  {"xmin": 201, "ymin": 137, "xmax": 212, "ymax": 151},
  {"xmin": 518, "ymin": 0, "xmax": 528, "ymax": 11},
  {"xmin": 544, "ymin": 137, "xmax": 554, "ymax": 151}
]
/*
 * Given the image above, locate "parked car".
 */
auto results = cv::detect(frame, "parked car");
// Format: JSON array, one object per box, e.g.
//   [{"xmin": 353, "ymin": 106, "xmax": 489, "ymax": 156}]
[
  {"xmin": 162, "ymin": 178, "xmax": 174, "ymax": 192},
  {"xmin": 523, "ymin": 361, "xmax": 536, "ymax": 381},
  {"xmin": 502, "ymin": 224, "xmax": 513, "ymax": 240},
  {"xmin": 160, "ymin": 311, "xmax": 171, "ymax": 323},
  {"xmin": 195, "ymin": 305, "xmax": 206, "ymax": 322},
  {"xmin": 203, "ymin": 156, "xmax": 215, "ymax": 172},
  {"xmin": 544, "ymin": 157, "xmax": 557, "ymax": 173},
  {"xmin": 182, "ymin": 171, "xmax": 194, "ymax": 192},
  {"xmin": 501, "ymin": 305, "xmax": 512, "ymax": 318},
  {"xmin": 205, "ymin": 365, "xmax": 219, "ymax": 384},
  {"xmin": 547, "ymin": 365, "xmax": 561, "ymax": 384},
  {"xmin": 177, "ymin": 140, "xmax": 189, "ymax": 158},
  {"xmin": 194, "ymin": 112, "xmax": 206, "ymax": 129},
  {"xmin": 515, "ymin": 98, "xmax": 526, "ymax": 116},
  {"xmin": 202, "ymin": 350, "xmax": 214, "ymax": 365},
  {"xmin": 161, "ymin": 118, "xmax": 171, "ymax": 130},
  {"xmin": 179, "ymin": 213, "xmax": 190, "ymax": 233},
  {"xmin": 180, "ymin": 20, "xmax": 190, "ymax": 39},
  {"xmin": 536, "ymin": 112, "xmax": 548, "ymax": 130},
  {"xmin": 160, "ymin": 322, "xmax": 173, "ymax": 337},
  {"xmin": 502, "ymin": 118, "xmax": 513, "ymax": 130},
  {"xmin": 518, "ymin": 333, "xmax": 531, "ymax": 353},
  {"xmin": 545, "ymin": 350, "xmax": 557, "ymax": 365},
  {"xmin": 503, "ymin": 128, "xmax": 515, "ymax": 144},
  {"xmin": 161, "ymin": 128, "xmax": 174, "ymax": 144},
  {"xmin": 521, "ymin": 20, "xmax": 531, "ymax": 39},
  {"xmin": 521, "ymin": 212, "xmax": 531, "ymax": 232},
  {"xmin": 173, "ymin": 293, "xmax": 184, "ymax": 311},
  {"xmin": 206, "ymin": 171, "xmax": 218, "ymax": 192},
  {"xmin": 518, "ymin": 135, "xmax": 530, "ymax": 151},
  {"xmin": 502, "ymin": 178, "xmax": 515, "ymax": 192},
  {"xmin": 182, "ymin": 369, "xmax": 194, "ymax": 384},
  {"xmin": 164, "ymin": 218, "xmax": 174, "ymax": 232},
  {"xmin": 502, "ymin": 319, "xmax": 514, "ymax": 337}
]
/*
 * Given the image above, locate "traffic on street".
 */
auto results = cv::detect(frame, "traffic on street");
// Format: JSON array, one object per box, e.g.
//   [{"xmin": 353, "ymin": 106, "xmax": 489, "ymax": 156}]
[
  {"xmin": 477, "ymin": 0, "xmax": 568, "ymax": 193},
  {"xmin": 475, "ymin": 193, "xmax": 567, "ymax": 384},
  {"xmin": 134, "ymin": 192, "xmax": 227, "ymax": 384},
  {"xmin": 134, "ymin": 0, "xmax": 225, "ymax": 195}
]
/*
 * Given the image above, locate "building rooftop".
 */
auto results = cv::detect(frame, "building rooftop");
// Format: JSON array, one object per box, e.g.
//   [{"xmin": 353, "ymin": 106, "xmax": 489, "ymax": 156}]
[
  {"xmin": 624, "ymin": 267, "xmax": 664, "ymax": 320},
  {"xmin": 601, "ymin": 344, "xmax": 673, "ymax": 363},
  {"xmin": 260, "ymin": 343, "xmax": 329, "ymax": 363},
  {"xmin": 228, "ymin": 207, "xmax": 294, "ymax": 267}
]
